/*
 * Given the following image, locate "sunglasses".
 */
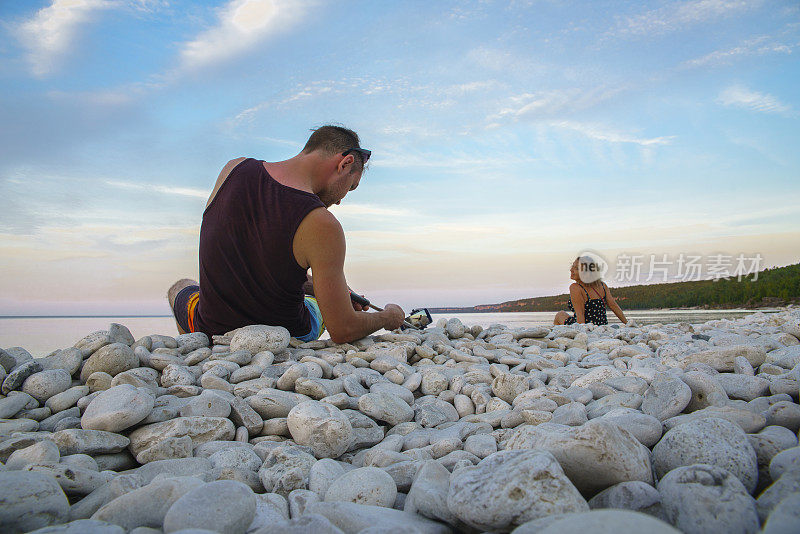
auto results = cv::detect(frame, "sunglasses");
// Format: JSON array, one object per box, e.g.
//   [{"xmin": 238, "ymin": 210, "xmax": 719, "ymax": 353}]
[{"xmin": 342, "ymin": 147, "xmax": 371, "ymax": 164}]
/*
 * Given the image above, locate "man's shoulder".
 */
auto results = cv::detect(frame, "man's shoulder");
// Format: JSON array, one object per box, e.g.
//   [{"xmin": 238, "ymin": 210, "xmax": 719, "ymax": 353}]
[{"xmin": 302, "ymin": 206, "xmax": 342, "ymax": 232}]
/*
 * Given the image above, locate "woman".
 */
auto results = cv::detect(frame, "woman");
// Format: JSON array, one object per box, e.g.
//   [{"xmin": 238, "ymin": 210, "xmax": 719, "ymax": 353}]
[{"xmin": 554, "ymin": 257, "xmax": 627, "ymax": 325}]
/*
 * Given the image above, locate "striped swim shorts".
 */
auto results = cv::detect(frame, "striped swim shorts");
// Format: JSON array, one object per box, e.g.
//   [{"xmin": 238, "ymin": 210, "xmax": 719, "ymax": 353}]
[{"xmin": 171, "ymin": 285, "xmax": 325, "ymax": 341}]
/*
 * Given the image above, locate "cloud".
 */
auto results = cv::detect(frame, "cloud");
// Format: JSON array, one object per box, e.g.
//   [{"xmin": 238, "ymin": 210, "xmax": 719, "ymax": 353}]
[
  {"xmin": 683, "ymin": 35, "xmax": 795, "ymax": 68},
  {"xmin": 550, "ymin": 121, "xmax": 675, "ymax": 146},
  {"xmin": 613, "ymin": 0, "xmax": 762, "ymax": 38},
  {"xmin": 105, "ymin": 180, "xmax": 209, "ymax": 199},
  {"xmin": 488, "ymin": 86, "xmax": 624, "ymax": 122},
  {"xmin": 15, "ymin": 0, "xmax": 112, "ymax": 77},
  {"xmin": 329, "ymin": 204, "xmax": 415, "ymax": 219},
  {"xmin": 717, "ymin": 85, "xmax": 791, "ymax": 114},
  {"xmin": 178, "ymin": 0, "xmax": 311, "ymax": 71}
]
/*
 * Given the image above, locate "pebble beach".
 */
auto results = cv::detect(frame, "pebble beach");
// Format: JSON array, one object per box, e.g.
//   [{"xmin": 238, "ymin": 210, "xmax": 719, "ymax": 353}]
[{"xmin": 1, "ymin": 309, "xmax": 799, "ymax": 534}]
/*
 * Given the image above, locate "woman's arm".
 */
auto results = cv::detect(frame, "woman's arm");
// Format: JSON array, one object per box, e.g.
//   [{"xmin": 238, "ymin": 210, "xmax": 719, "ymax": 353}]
[
  {"xmin": 569, "ymin": 284, "xmax": 587, "ymax": 324},
  {"xmin": 604, "ymin": 283, "xmax": 628, "ymax": 323}
]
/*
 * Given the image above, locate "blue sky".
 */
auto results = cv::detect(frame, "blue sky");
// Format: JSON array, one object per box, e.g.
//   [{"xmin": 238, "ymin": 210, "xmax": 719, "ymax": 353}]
[{"xmin": 1, "ymin": 0, "xmax": 799, "ymax": 315}]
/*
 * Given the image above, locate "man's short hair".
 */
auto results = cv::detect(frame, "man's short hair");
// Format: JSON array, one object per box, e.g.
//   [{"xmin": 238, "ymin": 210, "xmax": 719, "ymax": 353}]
[{"xmin": 303, "ymin": 125, "xmax": 366, "ymax": 170}]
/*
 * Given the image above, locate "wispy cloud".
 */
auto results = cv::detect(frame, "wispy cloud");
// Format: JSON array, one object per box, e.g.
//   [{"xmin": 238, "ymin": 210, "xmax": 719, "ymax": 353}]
[
  {"xmin": 329, "ymin": 203, "xmax": 415, "ymax": 219},
  {"xmin": 178, "ymin": 0, "xmax": 311, "ymax": 71},
  {"xmin": 717, "ymin": 85, "xmax": 791, "ymax": 114},
  {"xmin": 15, "ymin": 0, "xmax": 112, "ymax": 77},
  {"xmin": 488, "ymin": 87, "xmax": 624, "ymax": 122},
  {"xmin": 683, "ymin": 34, "xmax": 795, "ymax": 68},
  {"xmin": 106, "ymin": 180, "xmax": 208, "ymax": 199},
  {"xmin": 550, "ymin": 121, "xmax": 675, "ymax": 146},
  {"xmin": 613, "ymin": 0, "xmax": 762, "ymax": 38}
]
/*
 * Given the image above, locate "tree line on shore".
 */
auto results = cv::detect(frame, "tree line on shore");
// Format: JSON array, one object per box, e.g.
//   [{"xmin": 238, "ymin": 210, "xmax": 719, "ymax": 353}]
[{"xmin": 430, "ymin": 263, "xmax": 800, "ymax": 313}]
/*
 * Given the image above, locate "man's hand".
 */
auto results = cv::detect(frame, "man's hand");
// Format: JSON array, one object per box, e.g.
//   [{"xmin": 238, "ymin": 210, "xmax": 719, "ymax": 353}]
[{"xmin": 381, "ymin": 304, "xmax": 405, "ymax": 331}]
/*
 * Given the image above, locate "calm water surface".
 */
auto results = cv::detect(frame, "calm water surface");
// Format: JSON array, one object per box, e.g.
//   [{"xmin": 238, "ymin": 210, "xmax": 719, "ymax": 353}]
[{"xmin": 0, "ymin": 309, "xmax": 774, "ymax": 357}]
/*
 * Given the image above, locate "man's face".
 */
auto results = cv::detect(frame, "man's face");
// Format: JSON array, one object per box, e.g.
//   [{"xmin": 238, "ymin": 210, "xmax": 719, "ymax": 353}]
[{"xmin": 319, "ymin": 168, "xmax": 362, "ymax": 208}]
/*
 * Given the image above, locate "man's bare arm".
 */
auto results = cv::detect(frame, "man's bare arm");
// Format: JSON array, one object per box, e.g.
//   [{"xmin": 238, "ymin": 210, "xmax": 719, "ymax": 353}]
[{"xmin": 294, "ymin": 208, "xmax": 404, "ymax": 343}]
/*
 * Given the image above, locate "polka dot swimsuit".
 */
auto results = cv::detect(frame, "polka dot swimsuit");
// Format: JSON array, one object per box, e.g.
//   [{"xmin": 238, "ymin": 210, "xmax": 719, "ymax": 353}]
[{"xmin": 565, "ymin": 283, "xmax": 608, "ymax": 326}]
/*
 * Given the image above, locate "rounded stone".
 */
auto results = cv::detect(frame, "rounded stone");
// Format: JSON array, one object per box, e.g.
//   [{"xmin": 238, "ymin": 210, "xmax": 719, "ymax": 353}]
[
  {"xmin": 599, "ymin": 408, "xmax": 663, "ymax": 448},
  {"xmin": 657, "ymin": 464, "xmax": 759, "ymax": 534},
  {"xmin": 358, "ymin": 392, "xmax": 414, "ymax": 426},
  {"xmin": 287, "ymin": 401, "xmax": 353, "ymax": 459},
  {"xmin": 22, "ymin": 369, "xmax": 72, "ymax": 403},
  {"xmin": 652, "ymin": 417, "xmax": 758, "ymax": 493},
  {"xmin": 529, "ymin": 510, "xmax": 680, "ymax": 534},
  {"xmin": 0, "ymin": 471, "xmax": 70, "ymax": 533},
  {"xmin": 588, "ymin": 480, "xmax": 661, "ymax": 514},
  {"xmin": 641, "ymin": 374, "xmax": 692, "ymax": 421},
  {"xmin": 81, "ymin": 384, "xmax": 155, "ymax": 432},
  {"xmin": 80, "ymin": 343, "xmax": 139, "ymax": 382},
  {"xmin": 162, "ymin": 480, "xmax": 256, "ymax": 534},
  {"xmin": 230, "ymin": 325, "xmax": 290, "ymax": 354},
  {"xmin": 506, "ymin": 419, "xmax": 654, "ymax": 495},
  {"xmin": 447, "ymin": 449, "xmax": 588, "ymax": 532},
  {"xmin": 770, "ymin": 446, "xmax": 800, "ymax": 480},
  {"xmin": 324, "ymin": 466, "xmax": 397, "ymax": 507},
  {"xmin": 309, "ymin": 458, "xmax": 346, "ymax": 497}
]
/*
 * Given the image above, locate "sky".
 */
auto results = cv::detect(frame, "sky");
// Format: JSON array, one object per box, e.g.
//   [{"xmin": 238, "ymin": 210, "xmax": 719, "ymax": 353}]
[{"xmin": 0, "ymin": 0, "xmax": 799, "ymax": 315}]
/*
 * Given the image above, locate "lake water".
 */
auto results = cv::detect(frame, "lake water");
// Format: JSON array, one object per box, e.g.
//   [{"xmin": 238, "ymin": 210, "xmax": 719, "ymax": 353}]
[{"xmin": 0, "ymin": 309, "xmax": 774, "ymax": 357}]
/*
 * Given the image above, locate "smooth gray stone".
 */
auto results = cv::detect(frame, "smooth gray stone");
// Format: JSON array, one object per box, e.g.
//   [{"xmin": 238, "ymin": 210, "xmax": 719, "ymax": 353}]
[
  {"xmin": 0, "ymin": 470, "xmax": 70, "ymax": 533},
  {"xmin": 246, "ymin": 492, "xmax": 288, "ymax": 532},
  {"xmin": 127, "ymin": 457, "xmax": 214, "ymax": 485},
  {"xmin": 763, "ymin": 401, "xmax": 800, "ymax": 432},
  {"xmin": 715, "ymin": 374, "xmax": 770, "ymax": 401},
  {"xmin": 404, "ymin": 460, "xmax": 458, "ymax": 524},
  {"xmin": 40, "ymin": 407, "xmax": 81, "ymax": 432},
  {"xmin": 2, "ymin": 360, "xmax": 43, "ymax": 395},
  {"xmin": 588, "ymin": 481, "xmax": 662, "ymax": 515},
  {"xmin": 0, "ymin": 392, "xmax": 32, "ymax": 418},
  {"xmin": 251, "ymin": 513, "xmax": 344, "ymax": 534},
  {"xmin": 653, "ymin": 417, "xmax": 759, "ymax": 493},
  {"xmin": 599, "ymin": 408, "xmax": 663, "ymax": 448},
  {"xmin": 288, "ymin": 488, "xmax": 320, "ymax": 517},
  {"xmin": 24, "ymin": 463, "xmax": 115, "ymax": 496},
  {"xmin": 94, "ymin": 451, "xmax": 137, "ymax": 472},
  {"xmin": 37, "ymin": 348, "xmax": 83, "ymax": 376},
  {"xmin": 27, "ymin": 519, "xmax": 125, "ymax": 534},
  {"xmin": 81, "ymin": 385, "xmax": 155, "ymax": 432},
  {"xmin": 163, "ymin": 480, "xmax": 256, "ymax": 534},
  {"xmin": 757, "ymin": 469, "xmax": 800, "ymax": 521},
  {"xmin": 5, "ymin": 439, "xmax": 60, "ymax": 469},
  {"xmin": 46, "ymin": 386, "xmax": 90, "ymax": 413},
  {"xmin": 80, "ymin": 343, "xmax": 139, "ymax": 381},
  {"xmin": 52, "ymin": 428, "xmax": 130, "ymax": 455},
  {"xmin": 770, "ymin": 446, "xmax": 800, "ymax": 480},
  {"xmin": 306, "ymin": 501, "xmax": 452, "ymax": 534},
  {"xmin": 68, "ymin": 474, "xmax": 143, "ymax": 520},
  {"xmin": 53, "ymin": 416, "xmax": 83, "ymax": 432},
  {"xmin": 324, "ymin": 466, "xmax": 396, "ymax": 507},
  {"xmin": 0, "ymin": 417, "xmax": 39, "ymax": 436},
  {"xmin": 749, "ymin": 426, "xmax": 799, "ymax": 492},
  {"xmin": 762, "ymin": 493, "xmax": 800, "ymax": 534},
  {"xmin": 523, "ymin": 510, "xmax": 680, "ymax": 534},
  {"xmin": 663, "ymin": 405, "xmax": 766, "ymax": 434},
  {"xmin": 92, "ymin": 476, "xmax": 205, "ymax": 529},
  {"xmin": 0, "ymin": 433, "xmax": 54, "ymax": 462},
  {"xmin": 657, "ymin": 464, "xmax": 758, "ymax": 534}
]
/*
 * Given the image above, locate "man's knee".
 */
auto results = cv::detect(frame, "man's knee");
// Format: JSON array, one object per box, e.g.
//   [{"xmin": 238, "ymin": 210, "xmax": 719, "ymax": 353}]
[
  {"xmin": 168, "ymin": 278, "xmax": 198, "ymax": 308},
  {"xmin": 554, "ymin": 311, "xmax": 568, "ymax": 325}
]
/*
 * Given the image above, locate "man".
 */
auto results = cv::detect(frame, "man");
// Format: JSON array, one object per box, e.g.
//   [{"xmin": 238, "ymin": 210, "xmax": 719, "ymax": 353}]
[{"xmin": 168, "ymin": 125, "xmax": 405, "ymax": 343}]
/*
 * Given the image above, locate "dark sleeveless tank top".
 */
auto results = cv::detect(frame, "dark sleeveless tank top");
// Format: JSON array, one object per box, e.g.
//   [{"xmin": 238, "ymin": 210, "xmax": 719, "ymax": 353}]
[{"xmin": 194, "ymin": 158, "xmax": 325, "ymax": 337}]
